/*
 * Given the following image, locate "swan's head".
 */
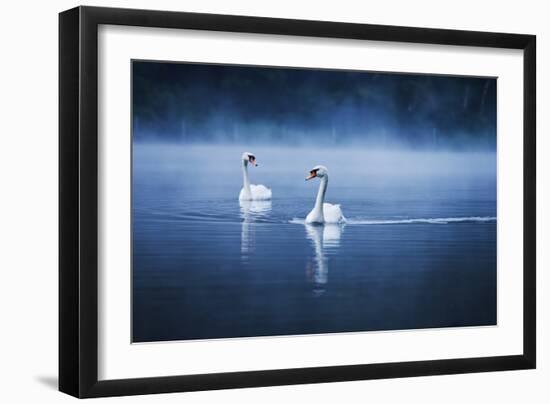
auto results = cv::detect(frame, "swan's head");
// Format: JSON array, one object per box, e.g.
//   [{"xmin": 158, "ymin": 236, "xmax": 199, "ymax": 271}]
[
  {"xmin": 242, "ymin": 152, "xmax": 257, "ymax": 166},
  {"xmin": 306, "ymin": 165, "xmax": 328, "ymax": 181}
]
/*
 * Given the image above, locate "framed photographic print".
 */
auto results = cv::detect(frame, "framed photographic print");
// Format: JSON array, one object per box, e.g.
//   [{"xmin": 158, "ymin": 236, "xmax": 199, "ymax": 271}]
[{"xmin": 59, "ymin": 6, "xmax": 536, "ymax": 398}]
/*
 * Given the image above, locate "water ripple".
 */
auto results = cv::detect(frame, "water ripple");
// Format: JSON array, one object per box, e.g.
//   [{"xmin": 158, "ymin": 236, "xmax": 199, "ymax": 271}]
[{"xmin": 290, "ymin": 216, "xmax": 496, "ymax": 225}]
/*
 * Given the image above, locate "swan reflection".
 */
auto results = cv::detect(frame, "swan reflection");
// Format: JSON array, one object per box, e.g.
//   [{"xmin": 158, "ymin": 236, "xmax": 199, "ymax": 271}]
[
  {"xmin": 240, "ymin": 200, "xmax": 272, "ymax": 260},
  {"xmin": 305, "ymin": 224, "xmax": 343, "ymax": 296}
]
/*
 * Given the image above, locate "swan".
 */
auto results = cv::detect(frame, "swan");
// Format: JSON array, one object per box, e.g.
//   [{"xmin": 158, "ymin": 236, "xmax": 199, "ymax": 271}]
[
  {"xmin": 239, "ymin": 152, "xmax": 272, "ymax": 201},
  {"xmin": 305, "ymin": 165, "xmax": 345, "ymax": 224}
]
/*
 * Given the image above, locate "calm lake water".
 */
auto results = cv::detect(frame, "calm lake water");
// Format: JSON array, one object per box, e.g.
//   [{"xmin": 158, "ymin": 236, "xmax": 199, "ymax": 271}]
[{"xmin": 132, "ymin": 144, "xmax": 497, "ymax": 342}]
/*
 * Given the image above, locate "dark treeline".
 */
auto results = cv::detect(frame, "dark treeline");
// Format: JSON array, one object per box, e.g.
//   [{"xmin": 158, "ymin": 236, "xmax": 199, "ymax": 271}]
[{"xmin": 132, "ymin": 61, "xmax": 496, "ymax": 149}]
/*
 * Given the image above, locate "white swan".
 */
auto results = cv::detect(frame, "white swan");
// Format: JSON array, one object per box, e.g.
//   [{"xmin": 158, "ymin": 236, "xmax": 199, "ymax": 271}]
[
  {"xmin": 305, "ymin": 165, "xmax": 345, "ymax": 224},
  {"xmin": 239, "ymin": 152, "xmax": 272, "ymax": 201}
]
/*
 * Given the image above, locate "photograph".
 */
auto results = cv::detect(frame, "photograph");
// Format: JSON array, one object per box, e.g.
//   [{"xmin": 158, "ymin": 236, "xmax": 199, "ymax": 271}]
[{"xmin": 131, "ymin": 61, "xmax": 497, "ymax": 343}]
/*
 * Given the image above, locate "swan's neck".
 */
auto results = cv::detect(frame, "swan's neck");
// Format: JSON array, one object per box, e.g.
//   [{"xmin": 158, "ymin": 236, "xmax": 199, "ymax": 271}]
[
  {"xmin": 313, "ymin": 176, "xmax": 328, "ymax": 214},
  {"xmin": 242, "ymin": 160, "xmax": 251, "ymax": 194}
]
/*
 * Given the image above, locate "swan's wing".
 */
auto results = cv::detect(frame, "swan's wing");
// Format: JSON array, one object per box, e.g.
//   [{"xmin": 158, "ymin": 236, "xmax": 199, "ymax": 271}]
[
  {"xmin": 250, "ymin": 184, "xmax": 272, "ymax": 200},
  {"xmin": 323, "ymin": 203, "xmax": 346, "ymax": 223}
]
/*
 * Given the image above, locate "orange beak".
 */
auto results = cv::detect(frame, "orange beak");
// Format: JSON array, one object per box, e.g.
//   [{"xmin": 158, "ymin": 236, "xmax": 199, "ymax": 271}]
[
  {"xmin": 305, "ymin": 171, "xmax": 317, "ymax": 181},
  {"xmin": 249, "ymin": 157, "xmax": 257, "ymax": 166}
]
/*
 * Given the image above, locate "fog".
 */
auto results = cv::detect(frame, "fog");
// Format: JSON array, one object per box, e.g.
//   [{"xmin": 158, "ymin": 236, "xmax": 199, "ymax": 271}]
[{"xmin": 134, "ymin": 144, "xmax": 496, "ymax": 197}]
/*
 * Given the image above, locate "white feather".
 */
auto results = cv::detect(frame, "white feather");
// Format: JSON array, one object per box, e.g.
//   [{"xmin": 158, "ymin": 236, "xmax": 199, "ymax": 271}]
[
  {"xmin": 321, "ymin": 203, "xmax": 346, "ymax": 224},
  {"xmin": 239, "ymin": 184, "xmax": 272, "ymax": 201}
]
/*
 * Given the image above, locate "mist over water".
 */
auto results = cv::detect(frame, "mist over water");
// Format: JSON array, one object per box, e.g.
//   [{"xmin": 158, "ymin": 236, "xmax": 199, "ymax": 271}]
[{"xmin": 133, "ymin": 143, "xmax": 496, "ymax": 221}]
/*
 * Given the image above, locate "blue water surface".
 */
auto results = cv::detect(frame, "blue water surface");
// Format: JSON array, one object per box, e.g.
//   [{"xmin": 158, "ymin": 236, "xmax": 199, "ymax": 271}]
[{"xmin": 132, "ymin": 144, "xmax": 497, "ymax": 342}]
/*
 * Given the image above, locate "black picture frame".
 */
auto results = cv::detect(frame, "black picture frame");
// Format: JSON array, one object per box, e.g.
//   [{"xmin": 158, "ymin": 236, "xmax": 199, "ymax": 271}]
[{"xmin": 59, "ymin": 5, "xmax": 536, "ymax": 398}]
